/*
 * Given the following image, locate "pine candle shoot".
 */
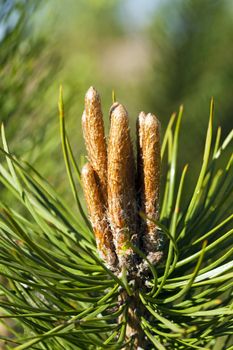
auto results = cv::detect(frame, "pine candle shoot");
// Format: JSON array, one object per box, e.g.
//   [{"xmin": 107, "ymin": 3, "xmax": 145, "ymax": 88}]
[{"xmin": 81, "ymin": 87, "xmax": 164, "ymax": 278}]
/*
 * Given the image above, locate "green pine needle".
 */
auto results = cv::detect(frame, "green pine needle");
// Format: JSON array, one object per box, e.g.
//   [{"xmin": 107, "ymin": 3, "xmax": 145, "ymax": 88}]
[{"xmin": 0, "ymin": 96, "xmax": 232, "ymax": 349}]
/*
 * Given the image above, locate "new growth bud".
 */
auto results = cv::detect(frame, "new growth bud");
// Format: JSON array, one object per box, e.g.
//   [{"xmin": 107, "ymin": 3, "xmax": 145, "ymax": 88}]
[
  {"xmin": 108, "ymin": 103, "xmax": 137, "ymax": 269},
  {"xmin": 81, "ymin": 163, "xmax": 117, "ymax": 270},
  {"xmin": 137, "ymin": 113, "xmax": 163, "ymax": 265},
  {"xmin": 81, "ymin": 87, "xmax": 163, "ymax": 277},
  {"xmin": 82, "ymin": 87, "xmax": 108, "ymax": 204}
]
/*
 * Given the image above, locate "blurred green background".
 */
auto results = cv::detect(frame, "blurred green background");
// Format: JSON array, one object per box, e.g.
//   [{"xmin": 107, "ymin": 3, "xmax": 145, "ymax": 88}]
[{"xmin": 1, "ymin": 0, "xmax": 233, "ymax": 200}]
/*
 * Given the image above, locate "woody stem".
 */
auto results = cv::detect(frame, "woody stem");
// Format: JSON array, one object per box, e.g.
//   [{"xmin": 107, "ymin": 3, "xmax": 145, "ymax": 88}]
[{"xmin": 119, "ymin": 283, "xmax": 148, "ymax": 349}]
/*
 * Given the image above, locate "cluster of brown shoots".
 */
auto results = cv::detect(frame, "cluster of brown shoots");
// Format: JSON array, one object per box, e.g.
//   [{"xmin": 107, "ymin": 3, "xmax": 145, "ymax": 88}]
[{"xmin": 81, "ymin": 87, "xmax": 163, "ymax": 278}]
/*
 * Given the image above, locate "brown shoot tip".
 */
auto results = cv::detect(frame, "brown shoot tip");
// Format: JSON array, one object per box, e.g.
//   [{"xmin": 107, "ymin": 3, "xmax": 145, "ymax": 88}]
[
  {"xmin": 137, "ymin": 111, "xmax": 146, "ymax": 136},
  {"xmin": 110, "ymin": 103, "xmax": 128, "ymax": 121},
  {"xmin": 85, "ymin": 86, "xmax": 99, "ymax": 101},
  {"xmin": 144, "ymin": 113, "xmax": 160, "ymax": 128},
  {"xmin": 139, "ymin": 111, "xmax": 146, "ymax": 119}
]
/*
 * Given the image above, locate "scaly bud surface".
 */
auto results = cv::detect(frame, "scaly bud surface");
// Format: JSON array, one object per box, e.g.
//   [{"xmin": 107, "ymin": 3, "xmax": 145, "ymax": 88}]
[
  {"xmin": 82, "ymin": 163, "xmax": 117, "ymax": 270},
  {"xmin": 82, "ymin": 87, "xmax": 108, "ymax": 204},
  {"xmin": 108, "ymin": 103, "xmax": 137, "ymax": 270},
  {"xmin": 137, "ymin": 112, "xmax": 163, "ymax": 264}
]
